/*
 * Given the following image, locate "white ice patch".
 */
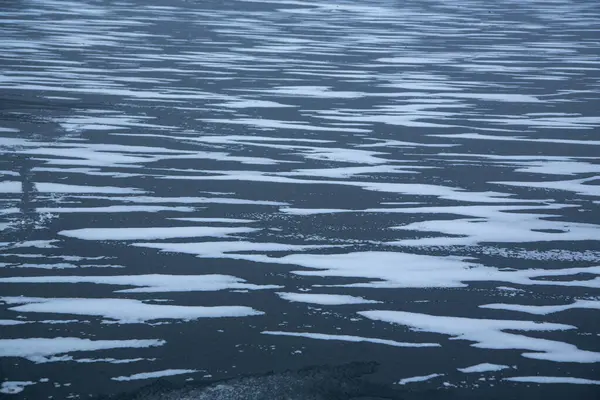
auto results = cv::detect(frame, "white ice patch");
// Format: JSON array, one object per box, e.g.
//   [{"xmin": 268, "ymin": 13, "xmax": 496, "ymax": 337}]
[
  {"xmin": 513, "ymin": 161, "xmax": 600, "ymax": 176},
  {"xmin": 0, "ymin": 337, "xmax": 164, "ymax": 363},
  {"xmin": 235, "ymin": 251, "xmax": 600, "ymax": 289},
  {"xmin": 241, "ymin": 85, "xmax": 365, "ymax": 99},
  {"xmin": 215, "ymin": 99, "xmax": 294, "ymax": 108},
  {"xmin": 112, "ymin": 369, "xmax": 197, "ymax": 381},
  {"xmin": 59, "ymin": 226, "xmax": 256, "ymax": 240},
  {"xmin": 276, "ymin": 292, "xmax": 379, "ymax": 305},
  {"xmin": 2, "ymin": 240, "xmax": 58, "ymax": 249},
  {"xmin": 75, "ymin": 357, "xmax": 147, "ymax": 364},
  {"xmin": 30, "ymin": 206, "xmax": 194, "ymax": 214},
  {"xmin": 4, "ymin": 297, "xmax": 264, "ymax": 323},
  {"xmin": 0, "ymin": 319, "xmax": 27, "ymax": 325},
  {"xmin": 169, "ymin": 218, "xmax": 255, "ymax": 223},
  {"xmin": 397, "ymin": 374, "xmax": 444, "ymax": 385},
  {"xmin": 457, "ymin": 363, "xmax": 510, "ymax": 373},
  {"xmin": 4, "ymin": 263, "xmax": 123, "ymax": 270},
  {"xmin": 480, "ymin": 300, "xmax": 600, "ymax": 315},
  {"xmin": 492, "ymin": 177, "xmax": 600, "ymax": 198},
  {"xmin": 357, "ymin": 139, "xmax": 456, "ymax": 148},
  {"xmin": 431, "ymin": 133, "xmax": 600, "ymax": 146},
  {"xmin": 280, "ymin": 208, "xmax": 348, "ymax": 215},
  {"xmin": 359, "ymin": 310, "xmax": 600, "ymax": 363},
  {"xmin": 200, "ymin": 118, "xmax": 369, "ymax": 133},
  {"xmin": 98, "ymin": 195, "xmax": 287, "ymax": 206},
  {"xmin": 299, "ymin": 148, "xmax": 389, "ymax": 164},
  {"xmin": 280, "ymin": 165, "xmax": 426, "ymax": 179},
  {"xmin": 133, "ymin": 241, "xmax": 336, "ymax": 259},
  {"xmin": 0, "ymin": 381, "xmax": 35, "ymax": 394},
  {"xmin": 176, "ymin": 171, "xmax": 534, "ymax": 204},
  {"xmin": 387, "ymin": 204, "xmax": 600, "ymax": 247},
  {"xmin": 0, "ymin": 274, "xmax": 280, "ymax": 292},
  {"xmin": 504, "ymin": 376, "xmax": 600, "ymax": 385},
  {"xmin": 0, "ymin": 181, "xmax": 142, "ymax": 194},
  {"xmin": 262, "ymin": 331, "xmax": 439, "ymax": 348}
]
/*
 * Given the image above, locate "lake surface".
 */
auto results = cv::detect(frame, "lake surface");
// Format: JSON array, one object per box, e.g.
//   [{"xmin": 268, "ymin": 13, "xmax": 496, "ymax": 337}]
[{"xmin": 1, "ymin": 0, "xmax": 599, "ymax": 398}]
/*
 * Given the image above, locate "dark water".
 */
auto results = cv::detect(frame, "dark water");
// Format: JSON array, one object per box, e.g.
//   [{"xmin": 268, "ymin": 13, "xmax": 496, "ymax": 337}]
[{"xmin": 1, "ymin": 0, "xmax": 599, "ymax": 398}]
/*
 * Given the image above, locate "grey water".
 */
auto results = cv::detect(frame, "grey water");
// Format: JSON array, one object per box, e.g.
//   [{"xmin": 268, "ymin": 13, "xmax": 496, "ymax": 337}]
[{"xmin": 0, "ymin": 0, "xmax": 599, "ymax": 399}]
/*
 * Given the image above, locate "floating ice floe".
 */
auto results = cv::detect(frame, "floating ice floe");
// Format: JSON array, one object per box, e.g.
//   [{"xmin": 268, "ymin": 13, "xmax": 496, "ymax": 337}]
[
  {"xmin": 504, "ymin": 376, "xmax": 600, "ymax": 385},
  {"xmin": 457, "ymin": 363, "xmax": 510, "ymax": 373},
  {"xmin": 279, "ymin": 165, "xmax": 430, "ymax": 179},
  {"xmin": 98, "ymin": 195, "xmax": 287, "ymax": 206},
  {"xmin": 59, "ymin": 226, "xmax": 257, "ymax": 241},
  {"xmin": 169, "ymin": 171, "xmax": 537, "ymax": 204},
  {"xmin": 480, "ymin": 300, "xmax": 600, "ymax": 315},
  {"xmin": 397, "ymin": 373, "xmax": 444, "ymax": 385},
  {"xmin": 0, "ymin": 274, "xmax": 280, "ymax": 292},
  {"xmin": 430, "ymin": 133, "xmax": 600, "ymax": 146},
  {"xmin": 229, "ymin": 251, "xmax": 600, "ymax": 289},
  {"xmin": 276, "ymin": 292, "xmax": 379, "ymax": 305},
  {"xmin": 0, "ymin": 181, "xmax": 143, "ymax": 194},
  {"xmin": 0, "ymin": 319, "xmax": 27, "ymax": 325},
  {"xmin": 0, "ymin": 381, "xmax": 36, "ymax": 394},
  {"xmin": 392, "ymin": 218, "xmax": 599, "ymax": 247},
  {"xmin": 2, "ymin": 263, "xmax": 124, "ymax": 269},
  {"xmin": 0, "ymin": 337, "xmax": 164, "ymax": 363},
  {"xmin": 359, "ymin": 310, "xmax": 600, "ymax": 363},
  {"xmin": 112, "ymin": 369, "xmax": 198, "ymax": 382},
  {"xmin": 492, "ymin": 177, "xmax": 600, "ymax": 198},
  {"xmin": 262, "ymin": 331, "xmax": 439, "ymax": 348},
  {"xmin": 169, "ymin": 218, "xmax": 256, "ymax": 223},
  {"xmin": 3, "ymin": 297, "xmax": 264, "ymax": 323},
  {"xmin": 134, "ymin": 241, "xmax": 338, "ymax": 259}
]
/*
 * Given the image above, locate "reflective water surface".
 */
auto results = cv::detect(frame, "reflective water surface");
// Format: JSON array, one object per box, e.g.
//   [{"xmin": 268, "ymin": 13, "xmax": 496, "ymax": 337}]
[{"xmin": 1, "ymin": 0, "xmax": 599, "ymax": 398}]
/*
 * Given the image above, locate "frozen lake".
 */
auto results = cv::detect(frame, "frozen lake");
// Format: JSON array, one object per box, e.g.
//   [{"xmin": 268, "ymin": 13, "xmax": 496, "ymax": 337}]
[{"xmin": 1, "ymin": 0, "xmax": 599, "ymax": 398}]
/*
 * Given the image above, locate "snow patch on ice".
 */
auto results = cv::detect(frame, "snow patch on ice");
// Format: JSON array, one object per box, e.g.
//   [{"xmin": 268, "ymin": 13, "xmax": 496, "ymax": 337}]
[
  {"xmin": 134, "ymin": 241, "xmax": 336, "ymax": 259},
  {"xmin": 505, "ymin": 376, "xmax": 600, "ymax": 385},
  {"xmin": 0, "ymin": 337, "xmax": 164, "ymax": 363},
  {"xmin": 359, "ymin": 310, "xmax": 600, "ymax": 362},
  {"xmin": 235, "ymin": 251, "xmax": 600, "ymax": 290},
  {"xmin": 59, "ymin": 226, "xmax": 256, "ymax": 241},
  {"xmin": 0, "ymin": 274, "xmax": 280, "ymax": 293},
  {"xmin": 0, "ymin": 381, "xmax": 35, "ymax": 394},
  {"xmin": 276, "ymin": 292, "xmax": 379, "ymax": 305},
  {"xmin": 112, "ymin": 369, "xmax": 197, "ymax": 381},
  {"xmin": 480, "ymin": 300, "xmax": 600, "ymax": 315},
  {"xmin": 397, "ymin": 373, "xmax": 444, "ymax": 385},
  {"xmin": 262, "ymin": 331, "xmax": 439, "ymax": 348},
  {"xmin": 457, "ymin": 363, "xmax": 510, "ymax": 373},
  {"xmin": 0, "ymin": 319, "xmax": 27, "ymax": 325},
  {"xmin": 4, "ymin": 297, "xmax": 264, "ymax": 323}
]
